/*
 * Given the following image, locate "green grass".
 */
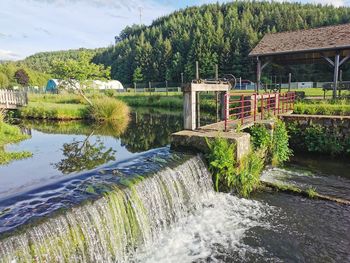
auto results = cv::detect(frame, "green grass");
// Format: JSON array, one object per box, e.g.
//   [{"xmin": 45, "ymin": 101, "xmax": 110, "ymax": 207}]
[
  {"xmin": 20, "ymin": 102, "xmax": 89, "ymax": 119},
  {"xmin": 306, "ymin": 187, "xmax": 317, "ymax": 198},
  {"xmin": 89, "ymin": 98, "xmax": 129, "ymax": 121},
  {"xmin": 294, "ymin": 99, "xmax": 350, "ymax": 115},
  {"xmin": 0, "ymin": 121, "xmax": 32, "ymax": 165},
  {"xmin": 117, "ymin": 94, "xmax": 183, "ymax": 109}
]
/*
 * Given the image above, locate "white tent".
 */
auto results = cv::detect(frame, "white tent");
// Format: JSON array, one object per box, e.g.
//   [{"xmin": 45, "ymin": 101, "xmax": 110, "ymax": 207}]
[{"xmin": 91, "ymin": 80, "xmax": 124, "ymax": 90}]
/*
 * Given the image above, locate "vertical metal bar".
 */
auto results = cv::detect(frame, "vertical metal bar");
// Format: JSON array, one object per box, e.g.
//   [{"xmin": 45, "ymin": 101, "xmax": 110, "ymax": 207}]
[
  {"xmin": 149, "ymin": 81, "xmax": 151, "ymax": 96},
  {"xmin": 134, "ymin": 82, "xmax": 137, "ymax": 93},
  {"xmin": 224, "ymin": 93, "xmax": 228, "ymax": 132},
  {"xmin": 240, "ymin": 95, "xmax": 244, "ymax": 125}
]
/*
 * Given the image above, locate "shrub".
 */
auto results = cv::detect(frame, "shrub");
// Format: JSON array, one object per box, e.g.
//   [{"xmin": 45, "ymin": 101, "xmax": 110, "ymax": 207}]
[
  {"xmin": 271, "ymin": 120, "xmax": 293, "ymax": 165},
  {"xmin": 249, "ymin": 120, "xmax": 292, "ymax": 166},
  {"xmin": 206, "ymin": 137, "xmax": 265, "ymax": 197},
  {"xmin": 206, "ymin": 137, "xmax": 236, "ymax": 192},
  {"xmin": 89, "ymin": 97, "xmax": 129, "ymax": 122},
  {"xmin": 249, "ymin": 124, "xmax": 271, "ymax": 150},
  {"xmin": 234, "ymin": 149, "xmax": 265, "ymax": 197},
  {"xmin": 304, "ymin": 124, "xmax": 344, "ymax": 155}
]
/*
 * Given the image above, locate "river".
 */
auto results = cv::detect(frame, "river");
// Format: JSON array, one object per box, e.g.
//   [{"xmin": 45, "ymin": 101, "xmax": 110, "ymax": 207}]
[{"xmin": 0, "ymin": 108, "xmax": 349, "ymax": 262}]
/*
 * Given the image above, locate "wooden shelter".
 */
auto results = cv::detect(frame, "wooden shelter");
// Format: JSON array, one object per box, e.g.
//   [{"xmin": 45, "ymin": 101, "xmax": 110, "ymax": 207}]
[{"xmin": 249, "ymin": 23, "xmax": 350, "ymax": 98}]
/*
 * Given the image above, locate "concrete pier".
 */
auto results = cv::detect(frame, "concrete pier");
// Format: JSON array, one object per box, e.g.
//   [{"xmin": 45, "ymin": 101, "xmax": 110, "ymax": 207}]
[{"xmin": 171, "ymin": 128, "xmax": 251, "ymax": 161}]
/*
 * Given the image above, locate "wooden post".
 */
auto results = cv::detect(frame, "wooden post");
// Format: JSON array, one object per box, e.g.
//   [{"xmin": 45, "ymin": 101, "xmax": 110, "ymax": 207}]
[
  {"xmin": 333, "ymin": 53, "xmax": 340, "ymax": 99},
  {"xmin": 215, "ymin": 92, "xmax": 219, "ymax": 122},
  {"xmin": 134, "ymin": 82, "xmax": 136, "ymax": 93},
  {"xmin": 288, "ymin": 73, "xmax": 291, "ymax": 92},
  {"xmin": 215, "ymin": 64, "xmax": 218, "ymax": 80},
  {"xmin": 256, "ymin": 57, "xmax": 261, "ymax": 94},
  {"xmin": 196, "ymin": 61, "xmax": 199, "ymax": 80},
  {"xmin": 166, "ymin": 80, "xmax": 168, "ymax": 96},
  {"xmin": 149, "ymin": 81, "xmax": 151, "ymax": 96}
]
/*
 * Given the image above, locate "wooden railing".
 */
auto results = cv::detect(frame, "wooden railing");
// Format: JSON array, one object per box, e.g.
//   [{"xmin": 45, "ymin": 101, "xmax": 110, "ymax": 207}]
[{"xmin": 0, "ymin": 89, "xmax": 28, "ymax": 109}]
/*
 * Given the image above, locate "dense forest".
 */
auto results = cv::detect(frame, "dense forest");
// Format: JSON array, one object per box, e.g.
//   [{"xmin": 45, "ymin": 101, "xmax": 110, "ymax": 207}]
[{"xmin": 92, "ymin": 1, "xmax": 350, "ymax": 85}]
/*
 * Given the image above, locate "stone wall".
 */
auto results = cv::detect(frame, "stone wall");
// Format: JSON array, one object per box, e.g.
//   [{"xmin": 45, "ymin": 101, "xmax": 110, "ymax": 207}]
[
  {"xmin": 279, "ymin": 114, "xmax": 350, "ymax": 155},
  {"xmin": 279, "ymin": 114, "xmax": 350, "ymax": 133}
]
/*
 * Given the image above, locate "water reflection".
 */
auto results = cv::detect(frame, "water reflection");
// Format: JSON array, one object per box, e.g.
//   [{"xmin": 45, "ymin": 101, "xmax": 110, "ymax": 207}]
[
  {"xmin": 54, "ymin": 135, "xmax": 116, "ymax": 174},
  {"xmin": 121, "ymin": 110, "xmax": 182, "ymax": 152},
  {"xmin": 0, "ymin": 109, "xmax": 183, "ymax": 198}
]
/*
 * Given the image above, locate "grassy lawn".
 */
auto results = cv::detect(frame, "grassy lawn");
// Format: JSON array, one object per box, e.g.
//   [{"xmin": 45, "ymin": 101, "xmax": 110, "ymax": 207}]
[
  {"xmin": 294, "ymin": 99, "xmax": 350, "ymax": 115},
  {"xmin": 20, "ymin": 102, "xmax": 89, "ymax": 119}
]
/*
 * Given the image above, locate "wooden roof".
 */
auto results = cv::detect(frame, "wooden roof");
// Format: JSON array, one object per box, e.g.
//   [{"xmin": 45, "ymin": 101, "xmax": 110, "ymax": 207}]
[{"xmin": 249, "ymin": 23, "xmax": 350, "ymax": 57}]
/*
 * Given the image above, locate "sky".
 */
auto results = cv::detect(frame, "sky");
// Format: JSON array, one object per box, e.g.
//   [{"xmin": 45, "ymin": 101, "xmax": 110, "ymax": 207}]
[{"xmin": 0, "ymin": 0, "xmax": 349, "ymax": 60}]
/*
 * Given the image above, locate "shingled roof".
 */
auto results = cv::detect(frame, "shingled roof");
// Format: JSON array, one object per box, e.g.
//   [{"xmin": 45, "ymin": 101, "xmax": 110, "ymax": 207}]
[{"xmin": 249, "ymin": 23, "xmax": 350, "ymax": 57}]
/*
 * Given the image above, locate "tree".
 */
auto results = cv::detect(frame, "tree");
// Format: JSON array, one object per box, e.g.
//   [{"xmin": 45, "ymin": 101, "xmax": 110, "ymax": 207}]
[
  {"xmin": 132, "ymin": 67, "xmax": 143, "ymax": 83},
  {"xmin": 14, "ymin": 69, "xmax": 30, "ymax": 86},
  {"xmin": 0, "ymin": 73, "xmax": 9, "ymax": 89},
  {"xmin": 51, "ymin": 51, "xmax": 111, "ymax": 105}
]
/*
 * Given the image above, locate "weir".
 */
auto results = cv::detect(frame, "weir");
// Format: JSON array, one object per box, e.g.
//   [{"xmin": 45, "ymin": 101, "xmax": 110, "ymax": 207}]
[{"xmin": 0, "ymin": 155, "xmax": 214, "ymax": 262}]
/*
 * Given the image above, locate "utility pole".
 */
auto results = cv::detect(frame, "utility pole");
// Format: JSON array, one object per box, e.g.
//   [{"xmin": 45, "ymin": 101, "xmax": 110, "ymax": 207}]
[{"xmin": 138, "ymin": 6, "xmax": 142, "ymax": 25}]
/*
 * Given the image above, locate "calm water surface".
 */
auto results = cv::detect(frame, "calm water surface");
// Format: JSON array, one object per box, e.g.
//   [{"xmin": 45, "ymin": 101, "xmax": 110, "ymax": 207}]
[{"xmin": 0, "ymin": 109, "xmax": 183, "ymax": 199}]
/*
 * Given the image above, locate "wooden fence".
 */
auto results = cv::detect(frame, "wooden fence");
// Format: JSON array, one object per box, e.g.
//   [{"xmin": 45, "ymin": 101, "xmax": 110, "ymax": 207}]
[{"xmin": 0, "ymin": 90, "xmax": 28, "ymax": 109}]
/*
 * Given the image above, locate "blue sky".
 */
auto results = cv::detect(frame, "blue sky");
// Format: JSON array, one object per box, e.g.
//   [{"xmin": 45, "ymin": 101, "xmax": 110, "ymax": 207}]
[{"xmin": 0, "ymin": 0, "xmax": 349, "ymax": 60}]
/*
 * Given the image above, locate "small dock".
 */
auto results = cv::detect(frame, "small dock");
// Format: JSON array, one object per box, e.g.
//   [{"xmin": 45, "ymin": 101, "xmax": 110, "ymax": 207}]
[{"xmin": 0, "ymin": 90, "xmax": 28, "ymax": 109}]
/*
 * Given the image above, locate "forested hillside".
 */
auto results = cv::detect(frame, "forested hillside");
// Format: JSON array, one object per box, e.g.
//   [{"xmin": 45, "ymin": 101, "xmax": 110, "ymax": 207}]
[
  {"xmin": 0, "ymin": 62, "xmax": 50, "ymax": 88},
  {"xmin": 93, "ymin": 1, "xmax": 350, "ymax": 84},
  {"xmin": 23, "ymin": 48, "xmax": 107, "ymax": 73}
]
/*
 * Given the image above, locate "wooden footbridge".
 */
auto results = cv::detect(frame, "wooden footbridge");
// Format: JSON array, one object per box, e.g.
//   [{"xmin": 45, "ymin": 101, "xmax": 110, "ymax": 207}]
[{"xmin": 0, "ymin": 90, "xmax": 28, "ymax": 109}]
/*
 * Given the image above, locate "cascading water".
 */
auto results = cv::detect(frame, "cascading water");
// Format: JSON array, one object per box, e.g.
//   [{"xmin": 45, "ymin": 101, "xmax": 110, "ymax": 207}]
[{"xmin": 0, "ymin": 155, "xmax": 215, "ymax": 262}]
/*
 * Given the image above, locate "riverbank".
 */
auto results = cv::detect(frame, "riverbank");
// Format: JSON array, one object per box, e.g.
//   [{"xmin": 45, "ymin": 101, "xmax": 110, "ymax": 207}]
[
  {"xmin": 0, "ymin": 120, "xmax": 32, "ymax": 164},
  {"xmin": 19, "ymin": 94, "xmax": 129, "ymax": 121}
]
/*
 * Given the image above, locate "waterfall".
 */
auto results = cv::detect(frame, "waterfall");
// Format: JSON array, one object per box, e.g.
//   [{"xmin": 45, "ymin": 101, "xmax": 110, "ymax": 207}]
[{"xmin": 0, "ymin": 155, "xmax": 214, "ymax": 262}]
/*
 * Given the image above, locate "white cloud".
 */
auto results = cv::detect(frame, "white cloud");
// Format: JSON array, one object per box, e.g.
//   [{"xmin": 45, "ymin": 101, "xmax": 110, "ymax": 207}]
[
  {"xmin": 0, "ymin": 0, "xmax": 173, "ymax": 59},
  {"xmin": 0, "ymin": 50, "xmax": 21, "ymax": 60}
]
